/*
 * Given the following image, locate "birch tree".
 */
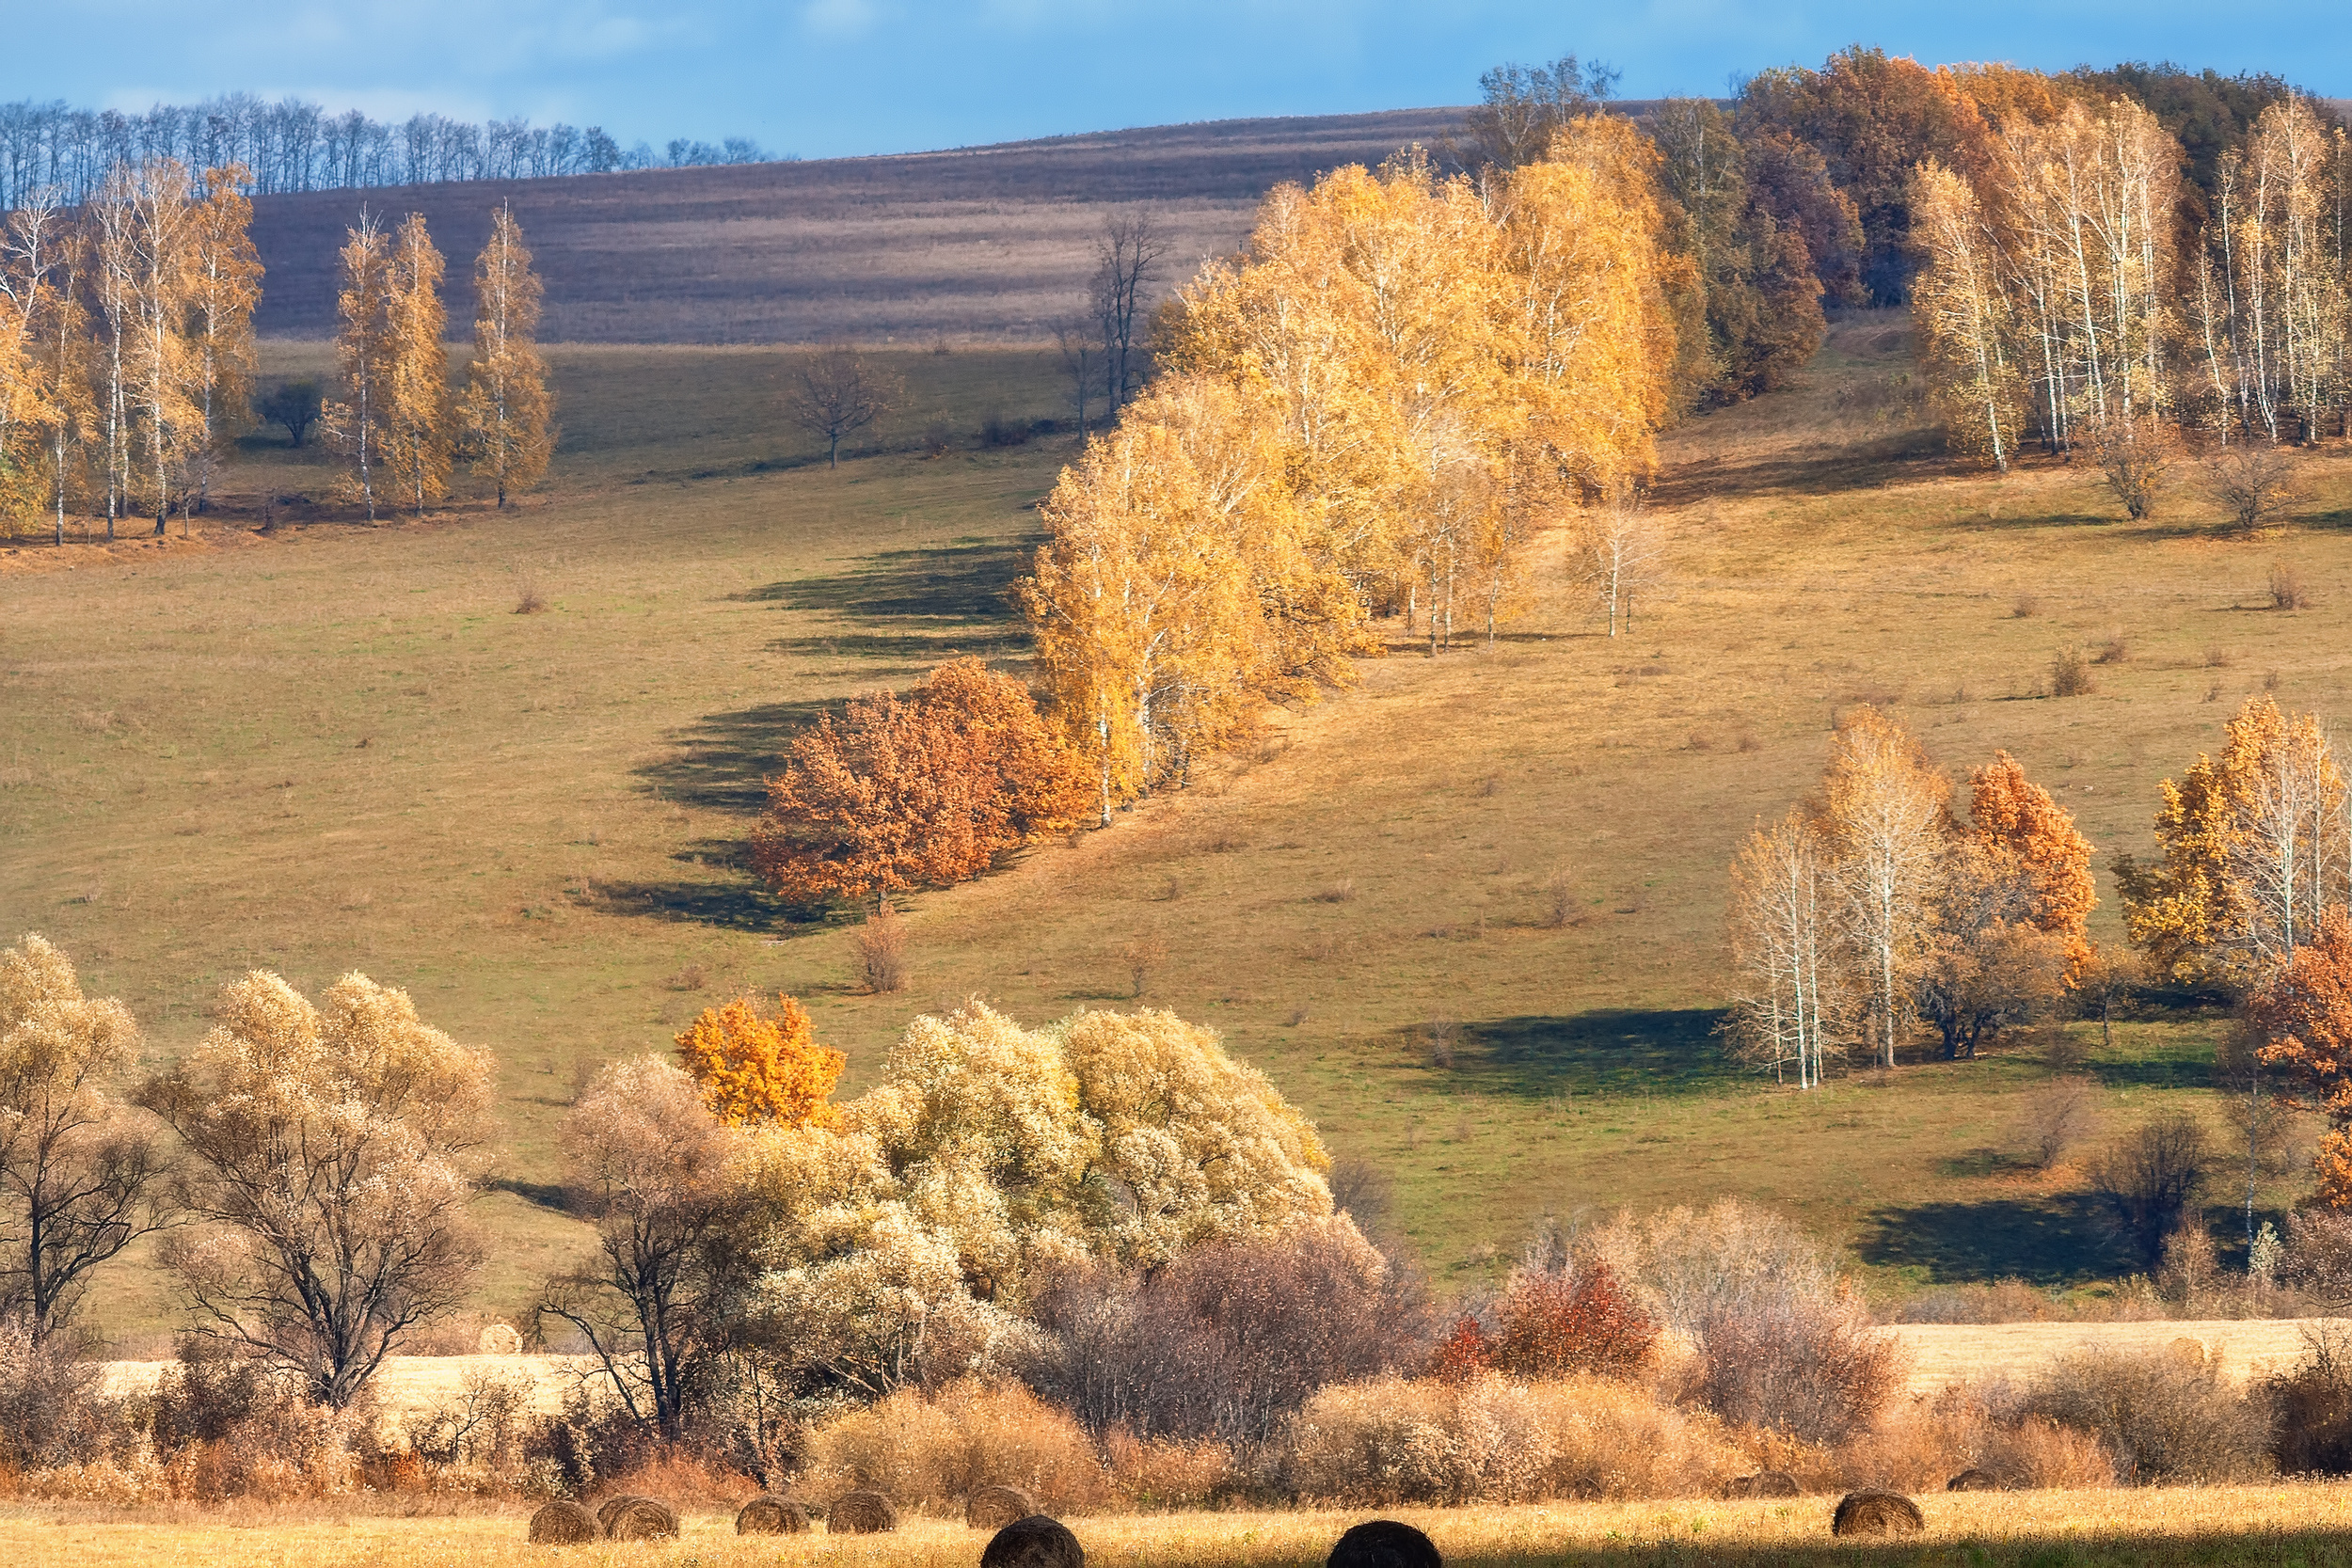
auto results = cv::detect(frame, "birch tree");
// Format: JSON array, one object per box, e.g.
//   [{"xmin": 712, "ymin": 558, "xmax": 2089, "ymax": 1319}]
[
  {"xmin": 1571, "ymin": 483, "xmax": 1664, "ymax": 636},
  {"xmin": 1820, "ymin": 708, "xmax": 1952, "ymax": 1068},
  {"xmin": 456, "ymin": 205, "xmax": 554, "ymax": 507},
  {"xmin": 382, "ymin": 213, "xmax": 450, "ymax": 518},
  {"xmin": 185, "ymin": 164, "xmax": 260, "ymax": 515},
  {"xmin": 1726, "ymin": 812, "xmax": 1847, "ymax": 1086},
  {"xmin": 321, "ymin": 211, "xmax": 392, "ymax": 520}
]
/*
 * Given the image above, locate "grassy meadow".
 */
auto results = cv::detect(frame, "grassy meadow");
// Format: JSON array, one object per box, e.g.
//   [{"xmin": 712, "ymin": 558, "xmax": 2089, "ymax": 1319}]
[
  {"xmin": 6, "ymin": 318, "xmax": 2352, "ymax": 1338},
  {"xmin": 14, "ymin": 1490, "xmax": 2352, "ymax": 1568}
]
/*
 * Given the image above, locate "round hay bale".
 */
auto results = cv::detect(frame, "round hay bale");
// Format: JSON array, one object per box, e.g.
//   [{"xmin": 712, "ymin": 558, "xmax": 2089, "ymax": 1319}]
[
  {"xmin": 1724, "ymin": 1470, "xmax": 1801, "ymax": 1498},
  {"xmin": 596, "ymin": 1495, "xmax": 652, "ymax": 1533},
  {"xmin": 1327, "ymin": 1519, "xmax": 1441, "ymax": 1568},
  {"xmin": 528, "ymin": 1500, "xmax": 602, "ymax": 1544},
  {"xmin": 967, "ymin": 1484, "xmax": 1039, "ymax": 1531},
  {"xmin": 829, "ymin": 1489, "xmax": 900, "ymax": 1534},
  {"xmin": 478, "ymin": 1322, "xmax": 524, "ymax": 1355},
  {"xmin": 1831, "ymin": 1490, "xmax": 1924, "ymax": 1538},
  {"xmin": 981, "ymin": 1513, "xmax": 1084, "ymax": 1568},
  {"xmin": 738, "ymin": 1494, "xmax": 812, "ymax": 1535},
  {"xmin": 606, "ymin": 1497, "xmax": 680, "ymax": 1541},
  {"xmin": 1946, "ymin": 1467, "xmax": 1999, "ymax": 1492}
]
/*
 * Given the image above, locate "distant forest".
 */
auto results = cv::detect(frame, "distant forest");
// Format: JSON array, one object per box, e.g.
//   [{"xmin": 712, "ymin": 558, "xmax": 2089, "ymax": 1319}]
[{"xmin": 0, "ymin": 96, "xmax": 780, "ymax": 211}]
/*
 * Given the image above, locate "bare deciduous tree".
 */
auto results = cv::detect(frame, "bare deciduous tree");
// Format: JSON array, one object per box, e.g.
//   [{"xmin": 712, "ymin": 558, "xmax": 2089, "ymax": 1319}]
[
  {"xmin": 2209, "ymin": 443, "xmax": 2299, "ymax": 531},
  {"xmin": 1090, "ymin": 214, "xmax": 1165, "ymax": 413},
  {"xmin": 1570, "ymin": 485, "xmax": 1665, "ymax": 637},
  {"xmin": 2090, "ymin": 1114, "xmax": 2212, "ymax": 1269},
  {"xmin": 140, "ymin": 970, "xmax": 494, "ymax": 1407},
  {"xmin": 538, "ymin": 1056, "xmax": 750, "ymax": 1443},
  {"xmin": 0, "ymin": 935, "xmax": 171, "ymax": 1343},
  {"xmin": 783, "ymin": 342, "xmax": 898, "ymax": 468},
  {"xmin": 1053, "ymin": 315, "xmax": 1103, "ymax": 437},
  {"xmin": 1445, "ymin": 53, "xmax": 1620, "ymax": 174}
]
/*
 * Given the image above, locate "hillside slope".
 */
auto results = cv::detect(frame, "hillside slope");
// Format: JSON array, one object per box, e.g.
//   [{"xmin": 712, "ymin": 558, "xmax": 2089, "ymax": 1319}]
[{"xmin": 247, "ymin": 108, "xmax": 1468, "ymax": 344}]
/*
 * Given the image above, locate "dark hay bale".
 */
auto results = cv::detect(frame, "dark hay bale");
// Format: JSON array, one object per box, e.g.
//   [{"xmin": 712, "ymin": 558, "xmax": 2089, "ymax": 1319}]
[
  {"xmin": 596, "ymin": 1495, "xmax": 652, "ymax": 1533},
  {"xmin": 739, "ymin": 1494, "xmax": 812, "ymax": 1534},
  {"xmin": 981, "ymin": 1513, "xmax": 1085, "ymax": 1568},
  {"xmin": 1832, "ymin": 1490, "xmax": 1924, "ymax": 1537},
  {"xmin": 967, "ymin": 1484, "xmax": 1039, "ymax": 1530},
  {"xmin": 830, "ymin": 1489, "xmax": 900, "ymax": 1534},
  {"xmin": 1946, "ymin": 1467, "xmax": 1999, "ymax": 1492},
  {"xmin": 528, "ymin": 1500, "xmax": 602, "ymax": 1544},
  {"xmin": 1724, "ymin": 1471, "xmax": 1802, "ymax": 1498},
  {"xmin": 606, "ymin": 1497, "xmax": 680, "ymax": 1541},
  {"xmin": 1328, "ymin": 1519, "xmax": 1441, "ymax": 1568}
]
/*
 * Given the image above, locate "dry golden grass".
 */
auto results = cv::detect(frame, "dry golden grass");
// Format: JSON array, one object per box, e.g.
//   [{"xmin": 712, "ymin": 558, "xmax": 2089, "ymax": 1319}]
[
  {"xmin": 13, "ymin": 1490, "xmax": 2352, "ymax": 1568},
  {"xmin": 8, "ymin": 314, "xmax": 2352, "ymax": 1338}
]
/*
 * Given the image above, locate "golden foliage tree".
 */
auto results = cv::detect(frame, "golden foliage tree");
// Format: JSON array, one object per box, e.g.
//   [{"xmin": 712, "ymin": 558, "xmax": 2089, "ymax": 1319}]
[
  {"xmin": 1820, "ymin": 707, "xmax": 1954, "ymax": 1068},
  {"xmin": 674, "ymin": 993, "xmax": 844, "ymax": 1128},
  {"xmin": 186, "ymin": 164, "xmax": 261, "ymax": 514},
  {"xmin": 2118, "ymin": 695, "xmax": 2349, "ymax": 983},
  {"xmin": 457, "ymin": 205, "xmax": 554, "ymax": 507},
  {"xmin": 1965, "ymin": 749, "xmax": 2098, "ymax": 971},
  {"xmin": 752, "ymin": 657, "xmax": 1089, "ymax": 902},
  {"xmin": 139, "ymin": 970, "xmax": 495, "ymax": 1406},
  {"xmin": 322, "ymin": 211, "xmax": 393, "ymax": 521},
  {"xmin": 382, "ymin": 213, "xmax": 451, "ymax": 517},
  {"xmin": 1031, "ymin": 129, "xmax": 1682, "ymax": 808}
]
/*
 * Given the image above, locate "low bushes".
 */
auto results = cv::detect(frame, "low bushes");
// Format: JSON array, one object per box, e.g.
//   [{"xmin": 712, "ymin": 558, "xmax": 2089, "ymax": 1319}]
[
  {"xmin": 2023, "ymin": 1345, "xmax": 2270, "ymax": 1483},
  {"xmin": 801, "ymin": 1381, "xmax": 1114, "ymax": 1514},
  {"xmin": 1280, "ymin": 1374, "xmax": 1744, "ymax": 1504}
]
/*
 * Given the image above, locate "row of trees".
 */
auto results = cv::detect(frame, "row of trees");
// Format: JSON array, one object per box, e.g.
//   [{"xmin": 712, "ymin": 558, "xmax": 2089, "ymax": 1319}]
[
  {"xmin": 1019, "ymin": 128, "xmax": 1684, "ymax": 817},
  {"xmin": 0, "ymin": 96, "xmax": 771, "ymax": 212},
  {"xmin": 1912, "ymin": 87, "xmax": 2352, "ymax": 466},
  {"xmin": 0, "ymin": 930, "xmax": 1355, "ymax": 1442},
  {"xmin": 323, "ymin": 204, "xmax": 555, "ymax": 517},
  {"xmin": 0, "ymin": 160, "xmax": 259, "ymax": 540},
  {"xmin": 1724, "ymin": 709, "xmax": 2096, "ymax": 1082}
]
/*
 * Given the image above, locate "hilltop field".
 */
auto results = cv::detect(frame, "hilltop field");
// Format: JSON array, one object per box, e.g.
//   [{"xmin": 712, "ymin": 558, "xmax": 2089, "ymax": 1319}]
[
  {"xmin": 241, "ymin": 109, "xmax": 1470, "ymax": 344},
  {"xmin": 5, "ymin": 312, "xmax": 2349, "ymax": 1338}
]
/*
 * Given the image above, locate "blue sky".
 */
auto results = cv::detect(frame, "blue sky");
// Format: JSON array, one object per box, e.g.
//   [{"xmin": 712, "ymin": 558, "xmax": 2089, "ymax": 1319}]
[{"xmin": 4, "ymin": 1, "xmax": 2336, "ymax": 161}]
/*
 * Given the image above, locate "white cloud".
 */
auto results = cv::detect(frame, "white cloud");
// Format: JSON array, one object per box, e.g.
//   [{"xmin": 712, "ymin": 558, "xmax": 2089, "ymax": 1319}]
[{"xmin": 801, "ymin": 0, "xmax": 883, "ymax": 40}]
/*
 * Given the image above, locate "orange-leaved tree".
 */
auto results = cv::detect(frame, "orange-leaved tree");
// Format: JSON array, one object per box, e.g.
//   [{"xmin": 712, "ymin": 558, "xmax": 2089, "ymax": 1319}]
[
  {"xmin": 1963, "ymin": 749, "xmax": 2097, "ymax": 971},
  {"xmin": 751, "ymin": 657, "xmax": 1089, "ymax": 902},
  {"xmin": 2249, "ymin": 908, "xmax": 2352, "ymax": 1209},
  {"xmin": 673, "ymin": 992, "xmax": 843, "ymax": 1127}
]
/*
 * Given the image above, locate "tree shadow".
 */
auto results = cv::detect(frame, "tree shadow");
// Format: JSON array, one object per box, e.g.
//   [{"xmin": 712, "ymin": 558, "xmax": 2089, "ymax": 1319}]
[
  {"xmin": 734, "ymin": 538, "xmax": 1034, "ymax": 620},
  {"xmin": 1451, "ymin": 1008, "xmax": 1739, "ymax": 1099},
  {"xmin": 487, "ymin": 1177, "xmax": 580, "ymax": 1216},
  {"xmin": 1852, "ymin": 1193, "xmax": 2132, "ymax": 1284},
  {"xmin": 598, "ymin": 871, "xmax": 826, "ymax": 933},
  {"xmin": 635, "ymin": 699, "xmax": 831, "ymax": 814}
]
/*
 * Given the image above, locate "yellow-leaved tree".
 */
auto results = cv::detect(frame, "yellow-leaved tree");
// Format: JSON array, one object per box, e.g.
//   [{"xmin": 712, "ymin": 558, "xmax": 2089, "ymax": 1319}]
[
  {"xmin": 457, "ymin": 204, "xmax": 554, "ymax": 508},
  {"xmin": 382, "ymin": 213, "xmax": 450, "ymax": 517},
  {"xmin": 322, "ymin": 211, "xmax": 393, "ymax": 520},
  {"xmin": 674, "ymin": 992, "xmax": 844, "ymax": 1127},
  {"xmin": 2118, "ymin": 695, "xmax": 2349, "ymax": 984},
  {"xmin": 186, "ymin": 164, "xmax": 262, "ymax": 515}
]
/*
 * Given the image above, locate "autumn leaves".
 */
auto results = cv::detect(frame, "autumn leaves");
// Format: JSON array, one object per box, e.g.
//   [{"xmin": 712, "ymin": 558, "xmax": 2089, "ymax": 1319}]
[
  {"xmin": 0, "ymin": 160, "xmax": 260, "ymax": 542},
  {"xmin": 1911, "ymin": 83, "xmax": 2352, "ymax": 472},
  {"xmin": 1726, "ymin": 710, "xmax": 2096, "ymax": 1084},
  {"xmin": 325, "ymin": 205, "xmax": 553, "ymax": 519},
  {"xmin": 1019, "ymin": 127, "xmax": 1683, "ymax": 818}
]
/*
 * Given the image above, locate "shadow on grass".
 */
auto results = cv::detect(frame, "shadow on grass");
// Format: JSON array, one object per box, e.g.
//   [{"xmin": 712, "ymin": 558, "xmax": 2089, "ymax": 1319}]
[
  {"xmin": 600, "ymin": 871, "xmax": 825, "ymax": 933},
  {"xmin": 1852, "ymin": 1192, "xmax": 2131, "ymax": 1284},
  {"xmin": 636, "ymin": 699, "xmax": 831, "ymax": 815},
  {"xmin": 487, "ymin": 1177, "xmax": 580, "ymax": 1215},
  {"xmin": 1451, "ymin": 1008, "xmax": 1740, "ymax": 1099},
  {"xmin": 737, "ymin": 538, "xmax": 1035, "ymax": 619}
]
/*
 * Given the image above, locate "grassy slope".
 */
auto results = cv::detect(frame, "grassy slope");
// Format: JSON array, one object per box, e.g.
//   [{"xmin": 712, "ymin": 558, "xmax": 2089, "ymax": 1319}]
[{"xmin": 6, "ymin": 319, "xmax": 2350, "ymax": 1339}]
